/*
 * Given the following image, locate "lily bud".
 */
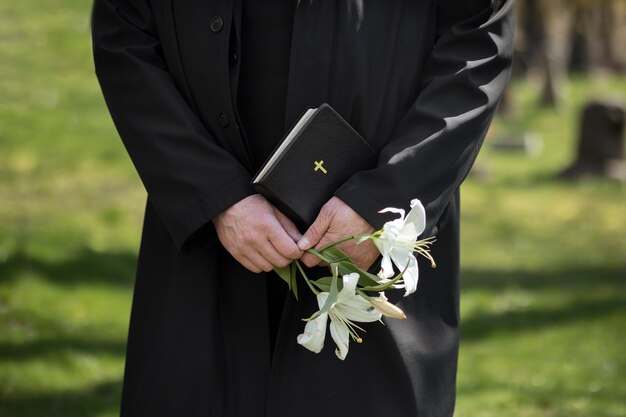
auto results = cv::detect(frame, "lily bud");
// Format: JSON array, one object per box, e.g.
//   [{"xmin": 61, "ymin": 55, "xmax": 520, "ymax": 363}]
[{"xmin": 370, "ymin": 294, "xmax": 406, "ymax": 319}]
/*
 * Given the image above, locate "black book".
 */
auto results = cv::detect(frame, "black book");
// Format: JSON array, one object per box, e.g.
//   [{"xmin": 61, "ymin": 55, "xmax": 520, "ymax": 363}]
[{"xmin": 252, "ymin": 103, "xmax": 377, "ymax": 230}]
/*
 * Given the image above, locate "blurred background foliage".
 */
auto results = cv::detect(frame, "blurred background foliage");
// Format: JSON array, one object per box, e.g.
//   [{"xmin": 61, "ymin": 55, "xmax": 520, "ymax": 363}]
[{"xmin": 0, "ymin": 1, "xmax": 624, "ymax": 416}]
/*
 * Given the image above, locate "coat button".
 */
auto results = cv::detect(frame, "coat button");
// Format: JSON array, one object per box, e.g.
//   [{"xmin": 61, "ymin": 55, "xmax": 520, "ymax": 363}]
[
  {"xmin": 210, "ymin": 16, "xmax": 224, "ymax": 33},
  {"xmin": 219, "ymin": 112, "xmax": 230, "ymax": 127}
]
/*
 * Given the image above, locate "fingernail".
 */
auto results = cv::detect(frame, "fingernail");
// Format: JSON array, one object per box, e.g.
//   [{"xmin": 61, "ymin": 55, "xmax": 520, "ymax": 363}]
[{"xmin": 298, "ymin": 237, "xmax": 311, "ymax": 250}]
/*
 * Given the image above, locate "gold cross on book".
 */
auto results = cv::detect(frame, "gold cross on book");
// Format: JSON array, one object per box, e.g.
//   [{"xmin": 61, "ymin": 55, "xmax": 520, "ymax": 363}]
[{"xmin": 314, "ymin": 160, "xmax": 327, "ymax": 174}]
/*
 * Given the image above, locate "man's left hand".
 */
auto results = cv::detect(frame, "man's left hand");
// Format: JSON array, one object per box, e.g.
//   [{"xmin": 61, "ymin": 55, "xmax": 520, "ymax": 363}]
[{"xmin": 298, "ymin": 197, "xmax": 379, "ymax": 271}]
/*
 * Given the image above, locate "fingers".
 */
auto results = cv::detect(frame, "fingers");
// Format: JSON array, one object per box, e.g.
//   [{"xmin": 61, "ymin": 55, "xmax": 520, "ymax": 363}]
[
  {"xmin": 273, "ymin": 207, "xmax": 303, "ymax": 242},
  {"xmin": 300, "ymin": 232, "xmax": 335, "ymax": 268},
  {"xmin": 300, "ymin": 252, "xmax": 322, "ymax": 268},
  {"xmin": 267, "ymin": 228, "xmax": 303, "ymax": 261},
  {"xmin": 236, "ymin": 245, "xmax": 289, "ymax": 273},
  {"xmin": 259, "ymin": 213, "xmax": 303, "ymax": 269},
  {"xmin": 212, "ymin": 194, "xmax": 306, "ymax": 273},
  {"xmin": 298, "ymin": 204, "xmax": 334, "ymax": 251},
  {"xmin": 298, "ymin": 200, "xmax": 338, "ymax": 267},
  {"xmin": 237, "ymin": 230, "xmax": 293, "ymax": 272},
  {"xmin": 243, "ymin": 251, "xmax": 274, "ymax": 273},
  {"xmin": 214, "ymin": 194, "xmax": 378, "ymax": 273},
  {"xmin": 298, "ymin": 197, "xmax": 379, "ymax": 269},
  {"xmin": 245, "ymin": 220, "xmax": 300, "ymax": 270},
  {"xmin": 298, "ymin": 202, "xmax": 336, "ymax": 267},
  {"xmin": 237, "ymin": 254, "xmax": 265, "ymax": 273}
]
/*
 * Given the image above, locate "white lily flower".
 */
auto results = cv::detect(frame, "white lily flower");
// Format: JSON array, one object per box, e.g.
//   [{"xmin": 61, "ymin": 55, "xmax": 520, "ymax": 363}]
[
  {"xmin": 329, "ymin": 273, "xmax": 382, "ymax": 360},
  {"xmin": 372, "ymin": 199, "xmax": 436, "ymax": 296},
  {"xmin": 296, "ymin": 310, "xmax": 328, "ymax": 354},
  {"xmin": 296, "ymin": 273, "xmax": 382, "ymax": 360}
]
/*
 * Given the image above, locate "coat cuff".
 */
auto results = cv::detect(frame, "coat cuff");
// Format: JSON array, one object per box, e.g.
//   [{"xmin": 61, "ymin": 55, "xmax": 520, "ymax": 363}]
[{"xmin": 170, "ymin": 179, "xmax": 256, "ymax": 252}]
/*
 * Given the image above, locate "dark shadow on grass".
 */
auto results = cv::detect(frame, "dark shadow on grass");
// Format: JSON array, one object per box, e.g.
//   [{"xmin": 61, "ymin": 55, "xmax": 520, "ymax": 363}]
[
  {"xmin": 0, "ymin": 248, "xmax": 137, "ymax": 287},
  {"xmin": 461, "ymin": 297, "xmax": 626, "ymax": 342},
  {"xmin": 461, "ymin": 266, "xmax": 626, "ymax": 291},
  {"xmin": 0, "ymin": 379, "xmax": 122, "ymax": 417},
  {"xmin": 0, "ymin": 302, "xmax": 127, "ymax": 362},
  {"xmin": 0, "ymin": 336, "xmax": 126, "ymax": 362},
  {"xmin": 460, "ymin": 266, "xmax": 626, "ymax": 342}
]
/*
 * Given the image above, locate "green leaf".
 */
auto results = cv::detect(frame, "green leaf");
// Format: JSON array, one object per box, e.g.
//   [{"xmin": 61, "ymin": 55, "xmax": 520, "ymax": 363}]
[
  {"xmin": 319, "ymin": 264, "xmax": 340, "ymax": 314},
  {"xmin": 335, "ymin": 261, "xmax": 381, "ymax": 287},
  {"xmin": 295, "ymin": 260, "xmax": 320, "ymax": 296},
  {"xmin": 313, "ymin": 276, "xmax": 333, "ymax": 286},
  {"xmin": 312, "ymin": 276, "xmax": 333, "ymax": 292},
  {"xmin": 273, "ymin": 265, "xmax": 292, "ymax": 286},
  {"xmin": 320, "ymin": 246, "xmax": 352, "ymax": 263},
  {"xmin": 290, "ymin": 262, "xmax": 299, "ymax": 300}
]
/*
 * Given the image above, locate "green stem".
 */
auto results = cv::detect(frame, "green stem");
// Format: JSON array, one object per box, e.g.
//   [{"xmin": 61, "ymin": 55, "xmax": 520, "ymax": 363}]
[
  {"xmin": 295, "ymin": 260, "xmax": 320, "ymax": 295},
  {"xmin": 356, "ymin": 288, "xmax": 373, "ymax": 301},
  {"xmin": 304, "ymin": 248, "xmax": 333, "ymax": 263},
  {"xmin": 319, "ymin": 233, "xmax": 372, "ymax": 252}
]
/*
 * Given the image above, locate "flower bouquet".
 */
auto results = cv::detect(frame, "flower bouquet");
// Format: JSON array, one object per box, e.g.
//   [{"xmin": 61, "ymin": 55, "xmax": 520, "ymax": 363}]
[{"xmin": 274, "ymin": 199, "xmax": 436, "ymax": 360}]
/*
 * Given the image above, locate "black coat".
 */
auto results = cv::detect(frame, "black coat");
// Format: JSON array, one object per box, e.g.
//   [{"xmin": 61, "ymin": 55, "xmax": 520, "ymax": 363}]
[{"xmin": 91, "ymin": 1, "xmax": 514, "ymax": 416}]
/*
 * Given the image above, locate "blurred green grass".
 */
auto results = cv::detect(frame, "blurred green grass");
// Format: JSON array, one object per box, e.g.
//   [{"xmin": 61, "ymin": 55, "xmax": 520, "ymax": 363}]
[
  {"xmin": 0, "ymin": 1, "xmax": 624, "ymax": 416},
  {"xmin": 459, "ymin": 77, "xmax": 626, "ymax": 417}
]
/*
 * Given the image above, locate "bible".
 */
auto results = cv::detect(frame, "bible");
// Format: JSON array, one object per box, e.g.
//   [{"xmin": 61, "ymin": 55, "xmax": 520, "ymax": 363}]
[{"xmin": 252, "ymin": 103, "xmax": 377, "ymax": 230}]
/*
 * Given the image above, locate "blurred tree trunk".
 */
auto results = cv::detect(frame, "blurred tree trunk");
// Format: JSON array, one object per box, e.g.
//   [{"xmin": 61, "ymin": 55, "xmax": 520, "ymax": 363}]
[
  {"xmin": 521, "ymin": 0, "xmax": 545, "ymax": 70},
  {"xmin": 568, "ymin": 4, "xmax": 589, "ymax": 73},
  {"xmin": 569, "ymin": 0, "xmax": 625, "ymax": 73},
  {"xmin": 539, "ymin": 43, "xmax": 560, "ymax": 107},
  {"xmin": 516, "ymin": 0, "xmax": 562, "ymax": 107},
  {"xmin": 598, "ymin": 0, "xmax": 623, "ymax": 71},
  {"xmin": 599, "ymin": 0, "xmax": 613, "ymax": 65},
  {"xmin": 529, "ymin": 0, "xmax": 561, "ymax": 107}
]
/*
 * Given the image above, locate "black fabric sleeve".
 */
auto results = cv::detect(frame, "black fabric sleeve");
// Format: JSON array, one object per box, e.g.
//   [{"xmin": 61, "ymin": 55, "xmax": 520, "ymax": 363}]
[
  {"xmin": 334, "ymin": 0, "xmax": 515, "ymax": 234},
  {"xmin": 91, "ymin": 0, "xmax": 255, "ymax": 251}
]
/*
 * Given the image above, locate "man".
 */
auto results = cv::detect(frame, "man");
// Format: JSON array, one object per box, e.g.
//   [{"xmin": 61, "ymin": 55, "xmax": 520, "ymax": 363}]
[{"xmin": 91, "ymin": 1, "xmax": 514, "ymax": 416}]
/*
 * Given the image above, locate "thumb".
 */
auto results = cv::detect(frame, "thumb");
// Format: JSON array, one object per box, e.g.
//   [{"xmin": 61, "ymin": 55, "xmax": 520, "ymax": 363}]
[{"xmin": 298, "ymin": 208, "xmax": 332, "ymax": 251}]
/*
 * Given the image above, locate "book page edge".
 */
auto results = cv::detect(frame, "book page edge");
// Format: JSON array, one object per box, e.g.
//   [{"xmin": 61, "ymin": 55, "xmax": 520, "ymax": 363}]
[{"xmin": 252, "ymin": 107, "xmax": 318, "ymax": 183}]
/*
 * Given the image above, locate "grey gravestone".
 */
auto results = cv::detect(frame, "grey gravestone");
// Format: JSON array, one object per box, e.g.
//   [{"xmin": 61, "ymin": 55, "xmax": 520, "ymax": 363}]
[
  {"xmin": 558, "ymin": 100, "xmax": 625, "ymax": 181},
  {"xmin": 490, "ymin": 132, "xmax": 543, "ymax": 155}
]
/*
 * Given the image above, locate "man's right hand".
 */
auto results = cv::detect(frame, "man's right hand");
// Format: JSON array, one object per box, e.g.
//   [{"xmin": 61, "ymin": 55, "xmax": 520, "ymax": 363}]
[{"xmin": 212, "ymin": 194, "xmax": 304, "ymax": 273}]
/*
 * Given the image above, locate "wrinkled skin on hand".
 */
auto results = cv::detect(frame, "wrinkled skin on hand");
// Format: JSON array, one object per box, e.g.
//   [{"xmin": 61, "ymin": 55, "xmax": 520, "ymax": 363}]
[
  {"xmin": 212, "ymin": 194, "xmax": 303, "ymax": 273},
  {"xmin": 298, "ymin": 197, "xmax": 378, "ymax": 271}
]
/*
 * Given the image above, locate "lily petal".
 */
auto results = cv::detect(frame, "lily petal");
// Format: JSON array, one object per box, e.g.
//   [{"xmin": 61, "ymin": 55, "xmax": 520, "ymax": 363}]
[
  {"xmin": 382, "ymin": 219, "xmax": 404, "ymax": 241},
  {"xmin": 397, "ymin": 199, "xmax": 426, "ymax": 243},
  {"xmin": 336, "ymin": 301, "xmax": 381, "ymax": 323},
  {"xmin": 378, "ymin": 253, "xmax": 395, "ymax": 279},
  {"xmin": 390, "ymin": 249, "xmax": 419, "ymax": 296},
  {"xmin": 338, "ymin": 273, "xmax": 360, "ymax": 299},
  {"xmin": 378, "ymin": 207, "xmax": 405, "ymax": 219},
  {"xmin": 297, "ymin": 312, "xmax": 329, "ymax": 353},
  {"xmin": 336, "ymin": 273, "xmax": 382, "ymax": 322},
  {"xmin": 329, "ymin": 319, "xmax": 350, "ymax": 360}
]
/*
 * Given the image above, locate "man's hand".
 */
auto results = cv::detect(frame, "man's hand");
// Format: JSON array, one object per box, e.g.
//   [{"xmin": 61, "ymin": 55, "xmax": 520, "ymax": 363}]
[
  {"xmin": 212, "ymin": 194, "xmax": 303, "ymax": 273},
  {"xmin": 298, "ymin": 197, "xmax": 379, "ymax": 271}
]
